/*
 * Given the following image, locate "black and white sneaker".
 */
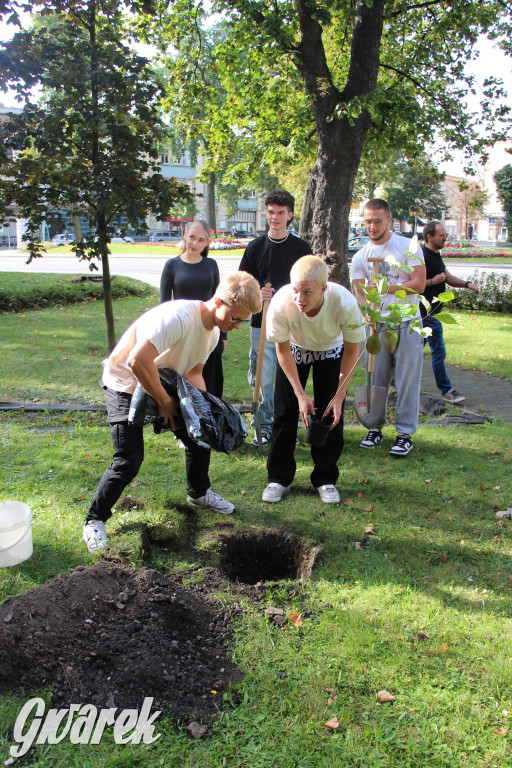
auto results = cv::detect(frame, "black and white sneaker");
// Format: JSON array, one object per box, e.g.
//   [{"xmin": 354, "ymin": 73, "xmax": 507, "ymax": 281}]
[
  {"xmin": 442, "ymin": 388, "xmax": 466, "ymax": 404},
  {"xmin": 252, "ymin": 433, "xmax": 271, "ymax": 447},
  {"xmin": 359, "ymin": 429, "xmax": 383, "ymax": 449},
  {"xmin": 389, "ymin": 434, "xmax": 413, "ymax": 457}
]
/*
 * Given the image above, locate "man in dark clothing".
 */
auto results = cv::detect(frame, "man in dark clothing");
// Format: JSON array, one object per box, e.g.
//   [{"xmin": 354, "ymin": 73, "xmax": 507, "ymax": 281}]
[
  {"xmin": 239, "ymin": 189, "xmax": 311, "ymax": 445},
  {"xmin": 421, "ymin": 221, "xmax": 479, "ymax": 403}
]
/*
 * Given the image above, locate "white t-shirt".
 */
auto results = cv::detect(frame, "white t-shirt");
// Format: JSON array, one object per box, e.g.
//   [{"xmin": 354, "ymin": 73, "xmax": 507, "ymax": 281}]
[
  {"xmin": 102, "ymin": 300, "xmax": 219, "ymax": 393},
  {"xmin": 350, "ymin": 232, "xmax": 424, "ymax": 318},
  {"xmin": 266, "ymin": 282, "xmax": 365, "ymax": 351}
]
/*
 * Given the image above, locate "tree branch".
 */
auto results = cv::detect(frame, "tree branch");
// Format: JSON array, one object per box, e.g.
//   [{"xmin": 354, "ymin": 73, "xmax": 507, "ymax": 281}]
[{"xmin": 385, "ymin": 0, "xmax": 445, "ymax": 19}]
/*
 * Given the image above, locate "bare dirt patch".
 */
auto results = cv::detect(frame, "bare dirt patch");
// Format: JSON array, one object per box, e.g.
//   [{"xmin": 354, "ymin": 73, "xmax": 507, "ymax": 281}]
[
  {"xmin": 0, "ymin": 531, "xmax": 320, "ymax": 731},
  {"xmin": 0, "ymin": 561, "xmax": 241, "ymax": 725}
]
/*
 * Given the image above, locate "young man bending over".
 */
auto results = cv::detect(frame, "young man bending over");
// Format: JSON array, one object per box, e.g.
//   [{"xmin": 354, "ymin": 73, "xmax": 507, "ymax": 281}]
[
  {"xmin": 83, "ymin": 272, "xmax": 261, "ymax": 552},
  {"xmin": 262, "ymin": 256, "xmax": 365, "ymax": 504}
]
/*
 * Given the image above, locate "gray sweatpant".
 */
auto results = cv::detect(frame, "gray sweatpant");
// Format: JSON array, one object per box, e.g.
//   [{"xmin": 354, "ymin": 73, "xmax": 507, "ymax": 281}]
[{"xmin": 370, "ymin": 320, "xmax": 423, "ymax": 435}]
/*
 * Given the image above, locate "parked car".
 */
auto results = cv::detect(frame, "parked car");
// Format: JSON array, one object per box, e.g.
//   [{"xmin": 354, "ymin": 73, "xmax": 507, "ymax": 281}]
[
  {"xmin": 348, "ymin": 235, "xmax": 370, "ymax": 253},
  {"xmin": 111, "ymin": 236, "xmax": 135, "ymax": 243},
  {"xmin": 231, "ymin": 230, "xmax": 255, "ymax": 239},
  {"xmin": 150, "ymin": 230, "xmax": 182, "ymax": 242},
  {"xmin": 51, "ymin": 233, "xmax": 74, "ymax": 245}
]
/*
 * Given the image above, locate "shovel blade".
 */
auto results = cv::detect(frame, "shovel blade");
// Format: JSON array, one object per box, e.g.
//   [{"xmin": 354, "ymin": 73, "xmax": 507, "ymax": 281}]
[
  {"xmin": 353, "ymin": 384, "xmax": 388, "ymax": 429},
  {"xmin": 252, "ymin": 402, "xmax": 264, "ymax": 453}
]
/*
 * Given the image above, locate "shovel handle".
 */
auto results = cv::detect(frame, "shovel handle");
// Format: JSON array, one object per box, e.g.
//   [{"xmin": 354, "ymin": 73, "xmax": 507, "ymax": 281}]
[
  {"xmin": 253, "ymin": 283, "xmax": 272, "ymax": 405},
  {"xmin": 321, "ymin": 258, "xmax": 383, "ymax": 423}
]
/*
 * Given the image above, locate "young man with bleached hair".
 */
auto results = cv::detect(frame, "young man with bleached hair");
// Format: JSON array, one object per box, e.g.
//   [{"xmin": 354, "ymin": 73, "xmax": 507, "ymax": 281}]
[
  {"xmin": 262, "ymin": 255, "xmax": 365, "ymax": 504},
  {"xmin": 83, "ymin": 272, "xmax": 262, "ymax": 552}
]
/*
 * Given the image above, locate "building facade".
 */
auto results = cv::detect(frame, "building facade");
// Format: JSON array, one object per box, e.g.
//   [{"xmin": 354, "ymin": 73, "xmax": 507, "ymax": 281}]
[{"xmin": 155, "ymin": 150, "xmax": 267, "ymax": 236}]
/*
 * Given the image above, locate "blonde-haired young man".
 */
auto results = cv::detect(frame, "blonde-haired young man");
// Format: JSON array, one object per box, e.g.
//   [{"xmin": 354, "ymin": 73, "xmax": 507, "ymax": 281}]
[
  {"xmin": 263, "ymin": 255, "xmax": 365, "ymax": 504},
  {"xmin": 83, "ymin": 272, "xmax": 261, "ymax": 552}
]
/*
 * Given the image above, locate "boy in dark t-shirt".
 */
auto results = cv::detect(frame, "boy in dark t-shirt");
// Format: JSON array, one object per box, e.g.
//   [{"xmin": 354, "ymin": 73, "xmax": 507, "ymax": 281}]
[{"xmin": 239, "ymin": 190, "xmax": 311, "ymax": 444}]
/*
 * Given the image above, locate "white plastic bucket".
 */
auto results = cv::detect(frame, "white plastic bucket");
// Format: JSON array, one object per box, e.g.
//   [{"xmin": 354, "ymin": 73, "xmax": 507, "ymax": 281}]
[{"xmin": 0, "ymin": 501, "xmax": 33, "ymax": 567}]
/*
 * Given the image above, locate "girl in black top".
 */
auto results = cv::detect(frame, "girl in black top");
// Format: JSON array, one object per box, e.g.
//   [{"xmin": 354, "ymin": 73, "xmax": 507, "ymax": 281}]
[{"xmin": 160, "ymin": 221, "xmax": 225, "ymax": 397}]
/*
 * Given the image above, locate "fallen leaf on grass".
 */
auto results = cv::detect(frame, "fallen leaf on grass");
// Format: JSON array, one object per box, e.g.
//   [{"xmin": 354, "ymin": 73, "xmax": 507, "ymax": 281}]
[
  {"xmin": 495, "ymin": 727, "xmax": 508, "ymax": 736},
  {"xmin": 289, "ymin": 610, "xmax": 303, "ymax": 627},
  {"xmin": 442, "ymin": 644, "xmax": 448, "ymax": 653},
  {"xmin": 355, "ymin": 541, "xmax": 363, "ymax": 549},
  {"xmin": 344, "ymin": 498, "xmax": 354, "ymax": 506},
  {"xmin": 364, "ymin": 526, "xmax": 377, "ymax": 535},
  {"xmin": 325, "ymin": 687, "xmax": 338, "ymax": 704},
  {"xmin": 357, "ymin": 492, "xmax": 366, "ymax": 499},
  {"xmin": 364, "ymin": 505, "xmax": 375, "ymax": 513},
  {"xmin": 324, "ymin": 716, "xmax": 340, "ymax": 730},
  {"xmin": 377, "ymin": 690, "xmax": 396, "ymax": 703},
  {"xmin": 425, "ymin": 478, "xmax": 432, "ymax": 483}
]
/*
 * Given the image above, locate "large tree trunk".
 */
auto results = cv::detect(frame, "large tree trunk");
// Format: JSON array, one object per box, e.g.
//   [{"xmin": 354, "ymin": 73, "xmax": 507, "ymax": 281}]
[
  {"xmin": 300, "ymin": 116, "xmax": 370, "ymax": 286},
  {"xmin": 296, "ymin": 0, "xmax": 385, "ymax": 285}
]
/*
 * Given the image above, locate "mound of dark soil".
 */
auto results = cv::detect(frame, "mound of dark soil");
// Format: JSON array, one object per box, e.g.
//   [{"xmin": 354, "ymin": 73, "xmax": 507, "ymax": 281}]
[{"xmin": 0, "ymin": 561, "xmax": 241, "ymax": 724}]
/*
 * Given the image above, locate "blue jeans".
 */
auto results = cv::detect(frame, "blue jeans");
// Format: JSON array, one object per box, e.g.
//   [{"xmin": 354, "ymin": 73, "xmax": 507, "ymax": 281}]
[
  {"xmin": 248, "ymin": 326, "xmax": 277, "ymax": 436},
  {"xmin": 422, "ymin": 315, "xmax": 452, "ymax": 395}
]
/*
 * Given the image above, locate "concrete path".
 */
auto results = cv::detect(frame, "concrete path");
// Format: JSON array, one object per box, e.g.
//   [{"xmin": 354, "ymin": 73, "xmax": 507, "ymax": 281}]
[{"xmin": 420, "ymin": 359, "xmax": 512, "ymax": 423}]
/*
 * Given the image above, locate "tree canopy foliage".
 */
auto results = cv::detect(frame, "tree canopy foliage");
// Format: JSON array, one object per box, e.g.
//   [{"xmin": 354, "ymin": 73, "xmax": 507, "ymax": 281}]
[
  {"xmin": 384, "ymin": 158, "xmax": 448, "ymax": 227},
  {"xmin": 0, "ymin": 0, "xmax": 191, "ymax": 350},
  {"xmin": 150, "ymin": 0, "xmax": 512, "ymax": 285}
]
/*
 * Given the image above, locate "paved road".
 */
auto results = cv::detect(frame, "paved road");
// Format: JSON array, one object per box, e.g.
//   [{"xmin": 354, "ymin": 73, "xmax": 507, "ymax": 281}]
[{"xmin": 1, "ymin": 249, "xmax": 511, "ymax": 288}]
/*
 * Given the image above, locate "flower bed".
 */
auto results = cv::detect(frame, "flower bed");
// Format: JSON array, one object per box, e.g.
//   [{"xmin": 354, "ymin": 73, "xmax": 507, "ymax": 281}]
[
  {"xmin": 210, "ymin": 238, "xmax": 249, "ymax": 250},
  {"xmin": 443, "ymin": 247, "xmax": 511, "ymax": 258}
]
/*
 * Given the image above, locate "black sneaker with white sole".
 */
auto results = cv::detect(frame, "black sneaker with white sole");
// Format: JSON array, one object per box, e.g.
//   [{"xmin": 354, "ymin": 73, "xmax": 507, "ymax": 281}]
[
  {"xmin": 359, "ymin": 429, "xmax": 383, "ymax": 449},
  {"xmin": 389, "ymin": 433, "xmax": 413, "ymax": 457}
]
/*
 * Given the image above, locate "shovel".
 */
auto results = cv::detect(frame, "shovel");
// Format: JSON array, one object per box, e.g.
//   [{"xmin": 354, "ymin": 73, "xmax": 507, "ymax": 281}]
[
  {"xmin": 252, "ymin": 283, "xmax": 272, "ymax": 453},
  {"xmin": 354, "ymin": 256, "xmax": 388, "ymax": 429}
]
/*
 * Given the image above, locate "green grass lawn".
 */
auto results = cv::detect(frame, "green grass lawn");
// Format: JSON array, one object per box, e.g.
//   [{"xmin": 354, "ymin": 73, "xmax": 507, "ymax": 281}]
[
  {"xmin": 1, "ymin": 279, "xmax": 511, "ymax": 767},
  {"xmin": 41, "ymin": 243, "xmax": 247, "ymax": 258},
  {"xmin": 436, "ymin": 311, "xmax": 512, "ymax": 380}
]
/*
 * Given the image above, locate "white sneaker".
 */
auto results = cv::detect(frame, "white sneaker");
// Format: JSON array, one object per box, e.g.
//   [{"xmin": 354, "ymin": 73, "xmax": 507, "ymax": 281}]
[
  {"xmin": 262, "ymin": 483, "xmax": 290, "ymax": 503},
  {"xmin": 83, "ymin": 520, "xmax": 109, "ymax": 552},
  {"xmin": 316, "ymin": 484, "xmax": 340, "ymax": 504},
  {"xmin": 187, "ymin": 489, "xmax": 234, "ymax": 514},
  {"xmin": 251, "ymin": 433, "xmax": 270, "ymax": 447}
]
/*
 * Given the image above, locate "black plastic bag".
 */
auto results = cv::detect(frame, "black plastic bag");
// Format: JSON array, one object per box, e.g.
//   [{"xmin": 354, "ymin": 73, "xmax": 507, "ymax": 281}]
[{"xmin": 128, "ymin": 368, "xmax": 247, "ymax": 454}]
